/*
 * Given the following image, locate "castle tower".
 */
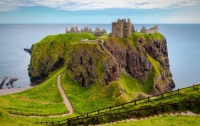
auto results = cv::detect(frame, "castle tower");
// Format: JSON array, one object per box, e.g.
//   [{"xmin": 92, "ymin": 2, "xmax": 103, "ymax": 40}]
[
  {"xmin": 123, "ymin": 19, "xmax": 132, "ymax": 37},
  {"xmin": 112, "ymin": 19, "xmax": 132, "ymax": 38}
]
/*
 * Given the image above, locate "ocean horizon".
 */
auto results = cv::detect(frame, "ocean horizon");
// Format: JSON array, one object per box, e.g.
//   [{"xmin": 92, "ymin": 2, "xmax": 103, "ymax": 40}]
[{"xmin": 0, "ymin": 24, "xmax": 200, "ymax": 90}]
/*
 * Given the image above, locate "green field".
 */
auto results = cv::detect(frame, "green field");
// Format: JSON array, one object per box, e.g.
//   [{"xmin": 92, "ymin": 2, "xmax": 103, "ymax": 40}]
[
  {"xmin": 104, "ymin": 116, "xmax": 200, "ymax": 126},
  {"xmin": 0, "ymin": 69, "xmax": 68, "ymax": 116}
]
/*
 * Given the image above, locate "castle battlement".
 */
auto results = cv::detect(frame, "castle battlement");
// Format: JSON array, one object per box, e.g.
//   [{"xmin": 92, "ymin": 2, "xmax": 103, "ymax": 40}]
[
  {"xmin": 112, "ymin": 18, "xmax": 158, "ymax": 38},
  {"xmin": 112, "ymin": 18, "xmax": 134, "ymax": 38}
]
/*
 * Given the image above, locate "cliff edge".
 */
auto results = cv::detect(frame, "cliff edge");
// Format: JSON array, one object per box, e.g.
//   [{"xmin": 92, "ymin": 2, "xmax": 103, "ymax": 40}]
[{"xmin": 29, "ymin": 33, "xmax": 174, "ymax": 96}]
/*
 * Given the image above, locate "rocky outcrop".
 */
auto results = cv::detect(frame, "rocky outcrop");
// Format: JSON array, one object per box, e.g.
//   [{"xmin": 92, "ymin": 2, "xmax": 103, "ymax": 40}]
[
  {"xmin": 104, "ymin": 39, "xmax": 152, "ymax": 81},
  {"xmin": 0, "ymin": 77, "xmax": 8, "ymax": 89},
  {"xmin": 67, "ymin": 44, "xmax": 102, "ymax": 86},
  {"xmin": 103, "ymin": 35, "xmax": 174, "ymax": 94},
  {"xmin": 66, "ymin": 44, "xmax": 120, "ymax": 86},
  {"xmin": 24, "ymin": 48, "xmax": 31, "ymax": 54},
  {"xmin": 28, "ymin": 33, "xmax": 174, "ymax": 95},
  {"xmin": 0, "ymin": 77, "xmax": 18, "ymax": 89}
]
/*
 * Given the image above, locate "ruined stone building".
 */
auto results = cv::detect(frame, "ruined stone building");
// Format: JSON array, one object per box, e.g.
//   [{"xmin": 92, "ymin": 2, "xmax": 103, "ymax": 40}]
[
  {"xmin": 66, "ymin": 26, "xmax": 79, "ymax": 33},
  {"xmin": 112, "ymin": 19, "xmax": 134, "ymax": 38},
  {"xmin": 95, "ymin": 27, "xmax": 101, "ymax": 32},
  {"xmin": 66, "ymin": 26, "xmax": 107, "ymax": 35},
  {"xmin": 94, "ymin": 27, "xmax": 107, "ymax": 36},
  {"xmin": 140, "ymin": 25, "xmax": 158, "ymax": 34},
  {"xmin": 81, "ymin": 27, "xmax": 92, "ymax": 33}
]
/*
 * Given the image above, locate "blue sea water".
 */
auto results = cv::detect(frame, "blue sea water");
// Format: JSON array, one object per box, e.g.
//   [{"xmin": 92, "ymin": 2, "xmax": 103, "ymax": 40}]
[{"xmin": 0, "ymin": 24, "xmax": 199, "ymax": 89}]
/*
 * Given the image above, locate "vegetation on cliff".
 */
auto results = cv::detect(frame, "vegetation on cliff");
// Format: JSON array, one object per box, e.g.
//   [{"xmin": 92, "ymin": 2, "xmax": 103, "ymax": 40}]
[
  {"xmin": 0, "ymin": 32, "xmax": 199, "ymax": 126},
  {"xmin": 28, "ymin": 32, "xmax": 174, "ymax": 113}
]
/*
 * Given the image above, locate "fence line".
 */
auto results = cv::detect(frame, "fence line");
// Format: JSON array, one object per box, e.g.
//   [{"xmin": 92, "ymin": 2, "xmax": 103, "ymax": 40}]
[
  {"xmin": 68, "ymin": 100, "xmax": 200, "ymax": 125},
  {"xmin": 9, "ymin": 84, "xmax": 199, "ymax": 118},
  {"xmin": 35, "ymin": 100, "xmax": 200, "ymax": 125},
  {"xmin": 69, "ymin": 83, "xmax": 200, "ymax": 120},
  {"xmin": 34, "ymin": 83, "xmax": 200, "ymax": 124}
]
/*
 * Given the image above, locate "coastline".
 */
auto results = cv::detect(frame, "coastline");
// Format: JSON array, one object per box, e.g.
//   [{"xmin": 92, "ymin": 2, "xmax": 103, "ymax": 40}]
[{"xmin": 0, "ymin": 86, "xmax": 33, "ymax": 96}]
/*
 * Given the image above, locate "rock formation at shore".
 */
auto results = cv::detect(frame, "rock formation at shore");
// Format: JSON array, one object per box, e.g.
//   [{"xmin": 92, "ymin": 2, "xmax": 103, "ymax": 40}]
[
  {"xmin": 28, "ymin": 33, "xmax": 175, "ymax": 95},
  {"xmin": 24, "ymin": 48, "xmax": 32, "ymax": 54},
  {"xmin": 0, "ymin": 77, "xmax": 18, "ymax": 89}
]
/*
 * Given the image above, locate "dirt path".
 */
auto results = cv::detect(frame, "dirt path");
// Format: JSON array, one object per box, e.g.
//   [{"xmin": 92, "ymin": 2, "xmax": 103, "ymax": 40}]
[
  {"xmin": 8, "ymin": 74, "xmax": 73, "ymax": 118},
  {"xmin": 57, "ymin": 74, "xmax": 73, "ymax": 115}
]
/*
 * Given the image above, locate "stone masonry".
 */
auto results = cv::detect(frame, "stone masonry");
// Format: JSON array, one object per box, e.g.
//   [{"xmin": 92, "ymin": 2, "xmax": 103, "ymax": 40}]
[
  {"xmin": 140, "ymin": 25, "xmax": 158, "ymax": 34},
  {"xmin": 112, "ymin": 19, "xmax": 133, "ymax": 38}
]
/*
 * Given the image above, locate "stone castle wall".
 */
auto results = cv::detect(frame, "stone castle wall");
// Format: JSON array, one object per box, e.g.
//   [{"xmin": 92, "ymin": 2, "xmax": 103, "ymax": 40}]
[
  {"xmin": 112, "ymin": 22, "xmax": 123, "ymax": 38},
  {"xmin": 66, "ymin": 26, "xmax": 107, "ymax": 34},
  {"xmin": 123, "ymin": 21, "xmax": 132, "ymax": 37},
  {"xmin": 140, "ymin": 25, "xmax": 158, "ymax": 34},
  {"xmin": 112, "ymin": 19, "xmax": 132, "ymax": 38}
]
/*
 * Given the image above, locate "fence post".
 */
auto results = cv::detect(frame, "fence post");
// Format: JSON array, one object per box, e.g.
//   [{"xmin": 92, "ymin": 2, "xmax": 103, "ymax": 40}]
[
  {"xmin": 193, "ymin": 84, "xmax": 195, "ymax": 90},
  {"xmin": 98, "ymin": 110, "xmax": 100, "ymax": 115},
  {"xmin": 178, "ymin": 88, "xmax": 179, "ymax": 94},
  {"xmin": 162, "ymin": 105, "xmax": 164, "ymax": 113},
  {"xmin": 148, "ymin": 96, "xmax": 150, "ymax": 101},
  {"xmin": 77, "ymin": 116, "xmax": 79, "ymax": 119},
  {"xmin": 162, "ymin": 94, "xmax": 163, "ymax": 98},
  {"xmin": 67, "ymin": 119, "xmax": 70, "ymax": 126},
  {"xmin": 122, "ymin": 104, "xmax": 124, "ymax": 108},
  {"xmin": 110, "ymin": 106, "xmax": 112, "ymax": 110},
  {"xmin": 87, "ymin": 113, "xmax": 89, "ymax": 118},
  {"xmin": 97, "ymin": 116, "xmax": 99, "ymax": 124},
  {"xmin": 135, "ymin": 100, "xmax": 137, "ymax": 105}
]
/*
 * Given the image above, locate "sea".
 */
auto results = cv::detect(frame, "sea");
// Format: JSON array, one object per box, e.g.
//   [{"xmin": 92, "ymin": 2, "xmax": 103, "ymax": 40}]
[{"xmin": 0, "ymin": 24, "xmax": 199, "ymax": 89}]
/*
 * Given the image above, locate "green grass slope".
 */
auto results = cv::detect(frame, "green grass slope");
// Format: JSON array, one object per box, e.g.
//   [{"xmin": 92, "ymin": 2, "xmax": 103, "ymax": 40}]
[
  {"xmin": 0, "ymin": 69, "xmax": 68, "ymax": 115},
  {"xmin": 83, "ymin": 83, "xmax": 200, "ymax": 116},
  {"xmin": 105, "ymin": 116, "xmax": 200, "ymax": 126}
]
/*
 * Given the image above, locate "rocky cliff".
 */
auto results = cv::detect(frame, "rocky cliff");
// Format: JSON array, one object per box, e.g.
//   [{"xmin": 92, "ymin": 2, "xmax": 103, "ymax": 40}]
[{"xmin": 29, "ymin": 33, "xmax": 174, "ymax": 95}]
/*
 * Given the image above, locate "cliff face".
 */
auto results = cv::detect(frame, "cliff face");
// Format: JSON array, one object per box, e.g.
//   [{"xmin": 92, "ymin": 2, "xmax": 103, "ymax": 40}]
[
  {"xmin": 29, "ymin": 33, "xmax": 174, "ymax": 95},
  {"xmin": 99, "ymin": 33, "xmax": 174, "ymax": 94}
]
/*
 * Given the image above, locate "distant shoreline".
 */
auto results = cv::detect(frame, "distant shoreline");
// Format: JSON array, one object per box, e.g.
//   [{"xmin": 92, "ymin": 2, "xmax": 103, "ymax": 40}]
[{"xmin": 0, "ymin": 86, "xmax": 33, "ymax": 96}]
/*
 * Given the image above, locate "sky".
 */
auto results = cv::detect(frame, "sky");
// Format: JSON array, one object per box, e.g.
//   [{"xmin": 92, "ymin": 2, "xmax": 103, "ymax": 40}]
[{"xmin": 0, "ymin": 0, "xmax": 200, "ymax": 24}]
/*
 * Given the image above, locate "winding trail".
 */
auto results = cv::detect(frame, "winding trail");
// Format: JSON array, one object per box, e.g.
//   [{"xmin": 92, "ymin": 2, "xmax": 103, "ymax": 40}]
[
  {"xmin": 9, "ymin": 74, "xmax": 73, "ymax": 118},
  {"xmin": 57, "ymin": 74, "xmax": 73, "ymax": 115}
]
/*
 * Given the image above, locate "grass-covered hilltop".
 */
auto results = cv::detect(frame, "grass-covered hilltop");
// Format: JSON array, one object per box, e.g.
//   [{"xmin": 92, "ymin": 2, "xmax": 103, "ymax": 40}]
[
  {"xmin": 29, "ymin": 32, "xmax": 174, "ymax": 107},
  {"xmin": 0, "ymin": 30, "xmax": 200, "ymax": 126}
]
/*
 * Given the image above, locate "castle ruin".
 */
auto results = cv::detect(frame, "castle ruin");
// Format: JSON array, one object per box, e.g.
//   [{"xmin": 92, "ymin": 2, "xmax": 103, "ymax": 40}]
[
  {"xmin": 66, "ymin": 26, "xmax": 107, "ymax": 35},
  {"xmin": 112, "ymin": 19, "xmax": 134, "ymax": 38},
  {"xmin": 112, "ymin": 19, "xmax": 158, "ymax": 38},
  {"xmin": 140, "ymin": 25, "xmax": 158, "ymax": 34},
  {"xmin": 65, "ymin": 19, "xmax": 158, "ymax": 39}
]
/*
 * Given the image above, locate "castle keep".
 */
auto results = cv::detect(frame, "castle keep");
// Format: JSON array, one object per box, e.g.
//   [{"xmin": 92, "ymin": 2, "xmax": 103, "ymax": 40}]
[
  {"xmin": 112, "ymin": 19, "xmax": 133, "ymax": 38},
  {"xmin": 112, "ymin": 19, "xmax": 158, "ymax": 38}
]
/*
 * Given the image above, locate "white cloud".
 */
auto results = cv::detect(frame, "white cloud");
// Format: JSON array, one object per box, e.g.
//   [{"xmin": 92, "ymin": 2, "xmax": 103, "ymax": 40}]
[{"xmin": 0, "ymin": 0, "xmax": 199, "ymax": 12}]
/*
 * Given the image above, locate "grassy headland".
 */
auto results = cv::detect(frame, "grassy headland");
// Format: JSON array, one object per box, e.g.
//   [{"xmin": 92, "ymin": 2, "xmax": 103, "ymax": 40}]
[{"xmin": 0, "ymin": 32, "xmax": 197, "ymax": 125}]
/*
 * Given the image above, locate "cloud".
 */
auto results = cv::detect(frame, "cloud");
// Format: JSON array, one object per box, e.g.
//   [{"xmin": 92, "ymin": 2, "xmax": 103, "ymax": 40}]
[{"xmin": 0, "ymin": 0, "xmax": 200, "ymax": 12}]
